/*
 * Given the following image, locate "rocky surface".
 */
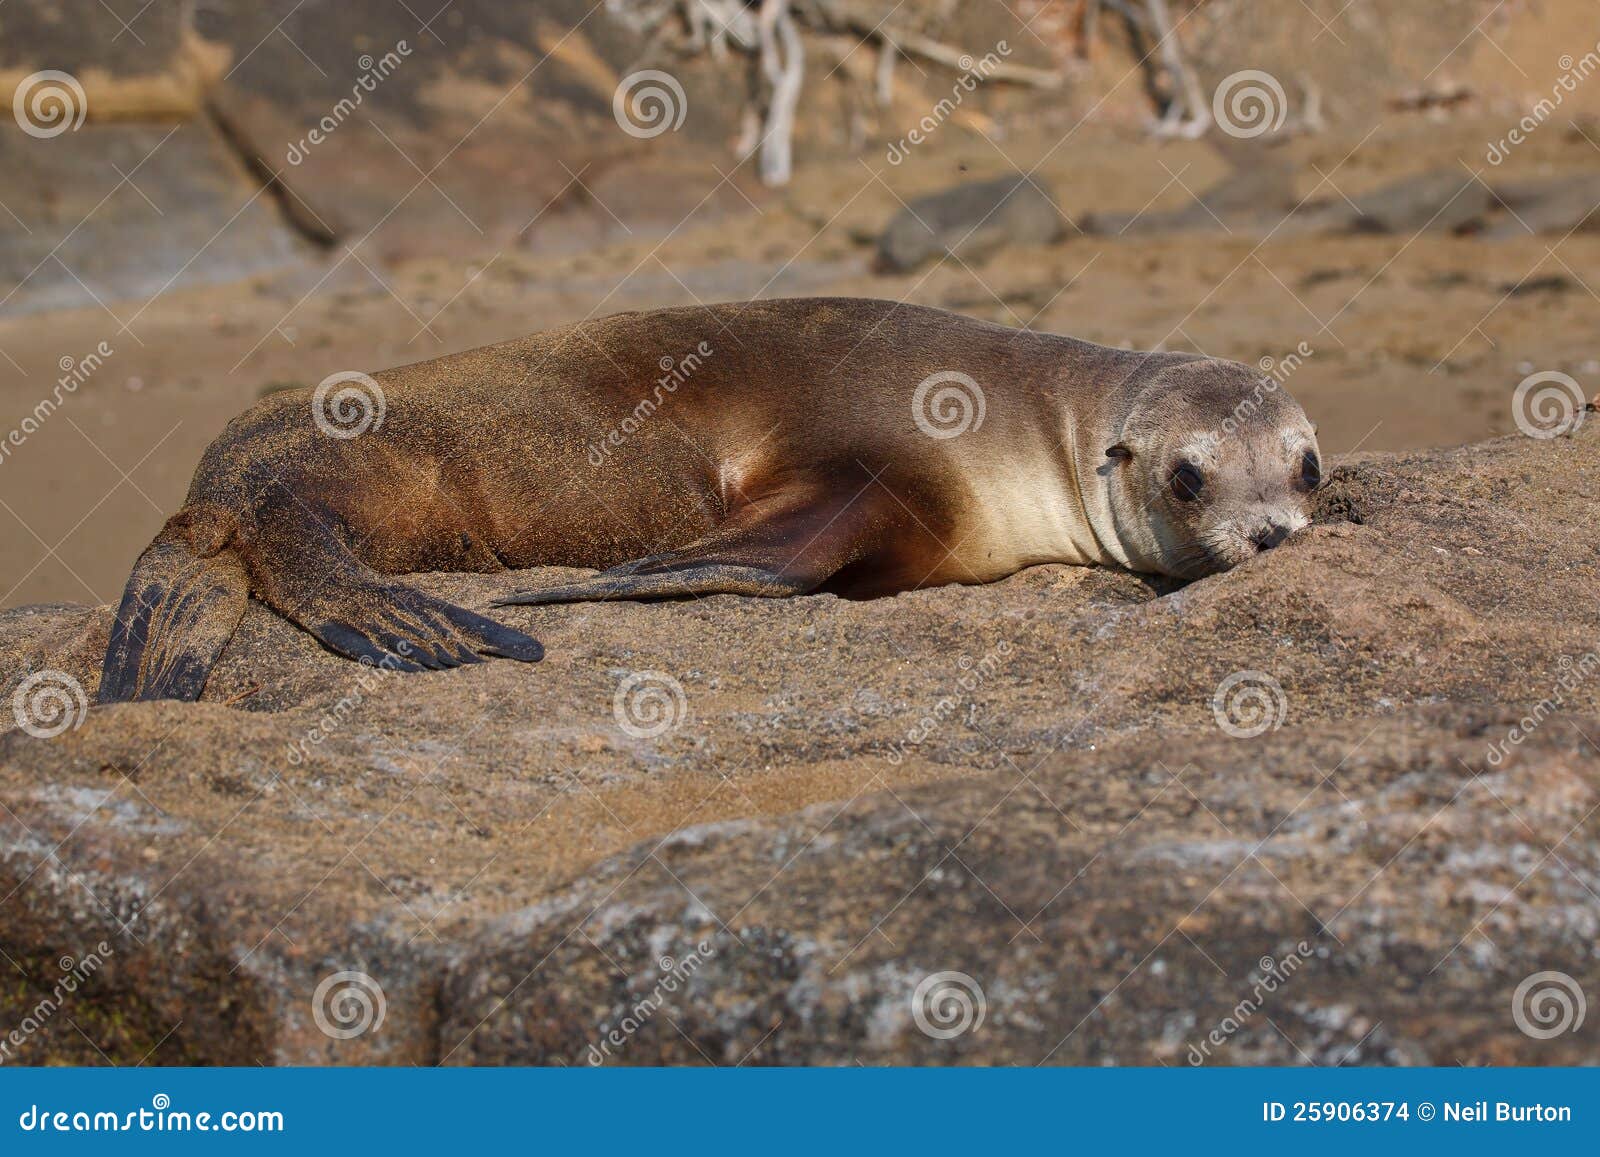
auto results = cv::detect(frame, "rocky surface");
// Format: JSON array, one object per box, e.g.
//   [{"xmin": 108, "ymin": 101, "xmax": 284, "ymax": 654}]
[{"xmin": 1, "ymin": 424, "xmax": 1597, "ymax": 1065}]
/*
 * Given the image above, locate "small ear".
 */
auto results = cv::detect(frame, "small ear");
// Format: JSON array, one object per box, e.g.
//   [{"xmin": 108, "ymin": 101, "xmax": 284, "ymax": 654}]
[{"xmin": 1105, "ymin": 443, "xmax": 1133, "ymax": 462}]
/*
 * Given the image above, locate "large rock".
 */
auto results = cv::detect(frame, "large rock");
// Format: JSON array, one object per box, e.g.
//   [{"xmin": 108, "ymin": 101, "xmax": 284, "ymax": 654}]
[
  {"xmin": 0, "ymin": 425, "xmax": 1597, "ymax": 1064},
  {"xmin": 0, "ymin": 0, "xmax": 746, "ymax": 312},
  {"xmin": 0, "ymin": 1, "xmax": 305, "ymax": 313},
  {"xmin": 195, "ymin": 0, "xmax": 742, "ymax": 261},
  {"xmin": 1342, "ymin": 168, "xmax": 1499, "ymax": 235},
  {"xmin": 0, "ymin": 122, "xmax": 311, "ymax": 315},
  {"xmin": 875, "ymin": 175, "xmax": 1067, "ymax": 272},
  {"xmin": 1485, "ymin": 172, "xmax": 1600, "ymax": 239},
  {"xmin": 1082, "ymin": 150, "xmax": 1299, "ymax": 236},
  {"xmin": 1086, "ymin": 162, "xmax": 1600, "ymax": 241},
  {"xmin": 442, "ymin": 709, "xmax": 1600, "ymax": 1066}
]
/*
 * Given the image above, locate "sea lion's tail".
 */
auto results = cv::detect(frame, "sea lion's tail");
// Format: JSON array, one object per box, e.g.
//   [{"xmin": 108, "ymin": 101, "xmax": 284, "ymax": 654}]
[{"xmin": 97, "ymin": 504, "xmax": 249, "ymax": 704}]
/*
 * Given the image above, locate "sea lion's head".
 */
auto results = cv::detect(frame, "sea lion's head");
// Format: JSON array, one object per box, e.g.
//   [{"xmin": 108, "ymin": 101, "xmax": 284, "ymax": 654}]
[{"xmin": 1102, "ymin": 358, "xmax": 1321, "ymax": 579}]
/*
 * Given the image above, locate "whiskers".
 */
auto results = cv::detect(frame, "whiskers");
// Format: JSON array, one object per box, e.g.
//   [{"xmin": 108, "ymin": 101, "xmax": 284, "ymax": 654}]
[
  {"xmin": 1166, "ymin": 540, "xmax": 1224, "ymax": 578},
  {"xmin": 1183, "ymin": 506, "xmax": 1309, "ymax": 578},
  {"xmin": 1175, "ymin": 518, "xmax": 1251, "ymax": 578}
]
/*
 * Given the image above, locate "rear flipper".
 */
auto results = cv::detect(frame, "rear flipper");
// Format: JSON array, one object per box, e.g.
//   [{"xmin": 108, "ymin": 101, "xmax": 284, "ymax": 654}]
[
  {"xmin": 98, "ymin": 533, "xmax": 249, "ymax": 703},
  {"xmin": 494, "ymin": 474, "xmax": 888, "ymax": 607},
  {"xmin": 492, "ymin": 562, "xmax": 809, "ymax": 606}
]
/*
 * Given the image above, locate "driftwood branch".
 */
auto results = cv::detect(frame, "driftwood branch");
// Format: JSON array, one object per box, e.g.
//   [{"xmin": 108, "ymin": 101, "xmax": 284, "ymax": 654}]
[
  {"xmin": 681, "ymin": 0, "xmax": 756, "ymax": 57},
  {"xmin": 1144, "ymin": 0, "xmax": 1210, "ymax": 138},
  {"xmin": 610, "ymin": 0, "xmax": 1066, "ymax": 184},
  {"xmin": 875, "ymin": 35, "xmax": 896, "ymax": 106},
  {"xmin": 813, "ymin": 2, "xmax": 1064, "ymax": 89},
  {"xmin": 758, "ymin": 0, "xmax": 804, "ymax": 186}
]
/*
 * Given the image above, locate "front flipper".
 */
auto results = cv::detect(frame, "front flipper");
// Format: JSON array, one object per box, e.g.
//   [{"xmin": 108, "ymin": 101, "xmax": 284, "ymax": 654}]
[
  {"xmin": 312, "ymin": 584, "xmax": 544, "ymax": 669},
  {"xmin": 246, "ymin": 482, "xmax": 543, "ymax": 672},
  {"xmin": 494, "ymin": 473, "xmax": 891, "ymax": 608}
]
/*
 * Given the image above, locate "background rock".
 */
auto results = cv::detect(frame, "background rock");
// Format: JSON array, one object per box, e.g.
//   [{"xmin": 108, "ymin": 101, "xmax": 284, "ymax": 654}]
[
  {"xmin": 875, "ymin": 174, "xmax": 1067, "ymax": 271},
  {"xmin": 0, "ymin": 0, "xmax": 746, "ymax": 313}
]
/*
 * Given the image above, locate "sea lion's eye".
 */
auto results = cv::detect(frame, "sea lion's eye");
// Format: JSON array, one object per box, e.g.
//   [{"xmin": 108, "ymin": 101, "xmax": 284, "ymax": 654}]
[
  {"xmin": 1298, "ymin": 449, "xmax": 1321, "ymax": 491},
  {"xmin": 1169, "ymin": 460, "xmax": 1204, "ymax": 502}
]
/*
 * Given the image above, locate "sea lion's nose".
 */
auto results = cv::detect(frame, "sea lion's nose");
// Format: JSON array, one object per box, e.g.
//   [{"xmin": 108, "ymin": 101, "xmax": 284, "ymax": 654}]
[{"xmin": 1251, "ymin": 522, "xmax": 1289, "ymax": 552}]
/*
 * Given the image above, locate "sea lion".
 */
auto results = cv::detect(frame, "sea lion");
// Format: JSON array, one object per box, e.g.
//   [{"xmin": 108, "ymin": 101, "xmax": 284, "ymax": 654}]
[{"xmin": 97, "ymin": 297, "xmax": 1321, "ymax": 703}]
